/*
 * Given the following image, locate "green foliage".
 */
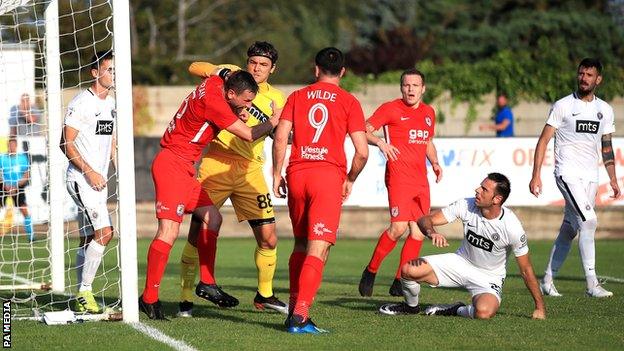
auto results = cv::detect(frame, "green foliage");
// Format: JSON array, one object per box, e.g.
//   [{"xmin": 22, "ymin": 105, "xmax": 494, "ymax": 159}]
[{"xmin": 345, "ymin": 0, "xmax": 624, "ymax": 110}]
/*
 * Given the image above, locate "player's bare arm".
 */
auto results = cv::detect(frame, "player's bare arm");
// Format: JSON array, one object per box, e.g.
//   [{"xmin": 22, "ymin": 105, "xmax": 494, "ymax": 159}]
[
  {"xmin": 18, "ymin": 168, "xmax": 30, "ymax": 189},
  {"xmin": 60, "ymin": 125, "xmax": 106, "ymax": 191},
  {"xmin": 365, "ymin": 122, "xmax": 399, "ymax": 161},
  {"xmin": 601, "ymin": 133, "xmax": 621, "ymax": 198},
  {"xmin": 529, "ymin": 125, "xmax": 556, "ymax": 197},
  {"xmin": 111, "ymin": 135, "xmax": 117, "ymax": 170},
  {"xmin": 343, "ymin": 130, "xmax": 369, "ymax": 202},
  {"xmin": 225, "ymin": 116, "xmax": 277, "ymax": 143},
  {"xmin": 272, "ymin": 119, "xmax": 292, "ymax": 198},
  {"xmin": 515, "ymin": 253, "xmax": 546, "ymax": 320},
  {"xmin": 426, "ymin": 140, "xmax": 442, "ymax": 183},
  {"xmin": 416, "ymin": 210, "xmax": 450, "ymax": 248}
]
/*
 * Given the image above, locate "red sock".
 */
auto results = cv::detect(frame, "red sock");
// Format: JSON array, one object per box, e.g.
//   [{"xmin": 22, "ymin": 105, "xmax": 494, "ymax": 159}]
[
  {"xmin": 395, "ymin": 236, "xmax": 423, "ymax": 279},
  {"xmin": 293, "ymin": 255, "xmax": 325, "ymax": 322},
  {"xmin": 288, "ymin": 251, "xmax": 306, "ymax": 314},
  {"xmin": 197, "ymin": 228, "xmax": 218, "ymax": 284},
  {"xmin": 143, "ymin": 239, "xmax": 172, "ymax": 303},
  {"xmin": 367, "ymin": 230, "xmax": 397, "ymax": 273}
]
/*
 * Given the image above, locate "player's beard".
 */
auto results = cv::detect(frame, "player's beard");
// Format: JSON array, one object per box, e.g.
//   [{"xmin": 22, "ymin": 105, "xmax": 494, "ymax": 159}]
[{"xmin": 577, "ymin": 81, "xmax": 595, "ymax": 96}]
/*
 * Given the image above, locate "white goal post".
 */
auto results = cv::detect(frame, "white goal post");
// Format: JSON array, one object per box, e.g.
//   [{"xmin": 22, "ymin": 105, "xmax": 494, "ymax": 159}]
[{"xmin": 0, "ymin": 0, "xmax": 138, "ymax": 323}]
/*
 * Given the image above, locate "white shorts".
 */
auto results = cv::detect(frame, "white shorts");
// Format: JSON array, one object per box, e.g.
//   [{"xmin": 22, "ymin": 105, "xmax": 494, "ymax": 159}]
[
  {"xmin": 423, "ymin": 253, "xmax": 505, "ymax": 302},
  {"xmin": 555, "ymin": 174, "xmax": 598, "ymax": 225},
  {"xmin": 66, "ymin": 178, "xmax": 112, "ymax": 237}
]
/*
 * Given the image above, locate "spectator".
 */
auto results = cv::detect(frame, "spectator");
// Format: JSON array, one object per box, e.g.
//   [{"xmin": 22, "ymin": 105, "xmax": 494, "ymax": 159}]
[
  {"xmin": 480, "ymin": 93, "xmax": 514, "ymax": 137},
  {"xmin": 9, "ymin": 93, "xmax": 42, "ymax": 137},
  {"xmin": 0, "ymin": 138, "xmax": 34, "ymax": 241}
]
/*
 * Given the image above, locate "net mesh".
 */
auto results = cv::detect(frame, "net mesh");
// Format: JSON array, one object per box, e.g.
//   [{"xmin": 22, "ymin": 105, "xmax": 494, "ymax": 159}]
[{"xmin": 0, "ymin": 0, "xmax": 121, "ymax": 320}]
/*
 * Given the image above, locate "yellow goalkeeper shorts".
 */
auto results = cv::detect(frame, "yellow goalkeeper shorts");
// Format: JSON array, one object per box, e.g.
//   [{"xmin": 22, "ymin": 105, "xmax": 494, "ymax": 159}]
[{"xmin": 197, "ymin": 151, "xmax": 274, "ymax": 222}]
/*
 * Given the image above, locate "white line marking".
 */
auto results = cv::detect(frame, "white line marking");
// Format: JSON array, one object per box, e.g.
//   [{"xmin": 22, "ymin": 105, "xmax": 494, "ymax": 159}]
[
  {"xmin": 598, "ymin": 275, "xmax": 624, "ymax": 284},
  {"xmin": 130, "ymin": 322, "xmax": 198, "ymax": 351}
]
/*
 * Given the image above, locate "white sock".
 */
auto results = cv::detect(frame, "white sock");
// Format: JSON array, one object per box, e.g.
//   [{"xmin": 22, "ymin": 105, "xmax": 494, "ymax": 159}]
[
  {"xmin": 457, "ymin": 304, "xmax": 475, "ymax": 319},
  {"xmin": 578, "ymin": 218, "xmax": 598, "ymax": 289},
  {"xmin": 401, "ymin": 278, "xmax": 420, "ymax": 307},
  {"xmin": 79, "ymin": 241, "xmax": 105, "ymax": 292},
  {"xmin": 76, "ymin": 246, "xmax": 86, "ymax": 287},
  {"xmin": 544, "ymin": 220, "xmax": 577, "ymax": 280}
]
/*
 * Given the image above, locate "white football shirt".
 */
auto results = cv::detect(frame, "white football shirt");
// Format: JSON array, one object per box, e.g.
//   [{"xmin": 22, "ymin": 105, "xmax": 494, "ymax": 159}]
[
  {"xmin": 64, "ymin": 89, "xmax": 116, "ymax": 182},
  {"xmin": 441, "ymin": 197, "xmax": 528, "ymax": 277},
  {"xmin": 546, "ymin": 92, "xmax": 615, "ymax": 181}
]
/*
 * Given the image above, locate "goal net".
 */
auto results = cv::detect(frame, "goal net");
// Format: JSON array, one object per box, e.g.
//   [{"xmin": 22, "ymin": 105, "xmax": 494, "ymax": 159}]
[{"xmin": 0, "ymin": 0, "xmax": 138, "ymax": 322}]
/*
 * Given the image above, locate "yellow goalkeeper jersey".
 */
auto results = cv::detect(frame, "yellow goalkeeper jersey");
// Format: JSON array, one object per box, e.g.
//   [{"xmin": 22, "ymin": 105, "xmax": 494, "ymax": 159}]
[{"xmin": 210, "ymin": 81, "xmax": 285, "ymax": 164}]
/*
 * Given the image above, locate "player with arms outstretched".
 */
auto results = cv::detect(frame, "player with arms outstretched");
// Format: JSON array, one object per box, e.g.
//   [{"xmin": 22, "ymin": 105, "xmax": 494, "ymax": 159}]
[
  {"xmin": 273, "ymin": 47, "xmax": 369, "ymax": 333},
  {"xmin": 379, "ymin": 173, "xmax": 546, "ymax": 321},
  {"xmin": 177, "ymin": 42, "xmax": 288, "ymax": 316}
]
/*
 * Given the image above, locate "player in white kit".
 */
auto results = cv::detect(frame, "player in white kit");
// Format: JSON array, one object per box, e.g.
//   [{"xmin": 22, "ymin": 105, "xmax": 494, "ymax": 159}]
[
  {"xmin": 61, "ymin": 51, "xmax": 116, "ymax": 313},
  {"xmin": 530, "ymin": 58, "xmax": 620, "ymax": 298},
  {"xmin": 379, "ymin": 173, "xmax": 546, "ymax": 320}
]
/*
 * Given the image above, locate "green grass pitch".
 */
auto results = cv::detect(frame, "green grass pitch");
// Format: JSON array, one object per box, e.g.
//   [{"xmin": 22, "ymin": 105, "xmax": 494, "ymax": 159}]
[{"xmin": 9, "ymin": 238, "xmax": 624, "ymax": 350}]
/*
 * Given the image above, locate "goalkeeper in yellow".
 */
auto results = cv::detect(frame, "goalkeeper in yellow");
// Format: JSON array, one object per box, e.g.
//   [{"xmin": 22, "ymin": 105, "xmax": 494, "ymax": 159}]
[{"xmin": 178, "ymin": 41, "xmax": 287, "ymax": 316}]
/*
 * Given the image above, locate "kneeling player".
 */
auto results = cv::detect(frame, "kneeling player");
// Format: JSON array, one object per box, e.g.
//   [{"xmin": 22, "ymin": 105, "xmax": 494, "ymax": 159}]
[{"xmin": 379, "ymin": 173, "xmax": 546, "ymax": 320}]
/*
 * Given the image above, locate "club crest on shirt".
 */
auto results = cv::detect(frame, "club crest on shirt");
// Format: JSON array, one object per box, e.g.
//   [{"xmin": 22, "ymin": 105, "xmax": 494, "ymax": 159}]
[
  {"xmin": 313, "ymin": 222, "xmax": 332, "ymax": 236},
  {"xmin": 585, "ymin": 204, "xmax": 591, "ymax": 211},
  {"xmin": 111, "ymin": 109, "xmax": 117, "ymax": 119},
  {"xmin": 176, "ymin": 204, "xmax": 185, "ymax": 216},
  {"xmin": 597, "ymin": 112, "xmax": 603, "ymax": 120},
  {"xmin": 491, "ymin": 233, "xmax": 500, "ymax": 241},
  {"xmin": 391, "ymin": 206, "xmax": 399, "ymax": 217},
  {"xmin": 425, "ymin": 116, "xmax": 432, "ymax": 127}
]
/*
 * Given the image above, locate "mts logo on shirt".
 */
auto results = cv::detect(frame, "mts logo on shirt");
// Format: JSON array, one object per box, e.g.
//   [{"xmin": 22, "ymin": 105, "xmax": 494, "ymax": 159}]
[
  {"xmin": 575, "ymin": 120, "xmax": 599, "ymax": 134},
  {"xmin": 466, "ymin": 230, "xmax": 494, "ymax": 252},
  {"xmin": 96, "ymin": 120, "xmax": 114, "ymax": 135}
]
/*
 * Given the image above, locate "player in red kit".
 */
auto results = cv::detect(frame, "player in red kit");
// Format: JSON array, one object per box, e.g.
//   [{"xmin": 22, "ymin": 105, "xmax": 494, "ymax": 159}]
[
  {"xmin": 273, "ymin": 47, "xmax": 369, "ymax": 333},
  {"xmin": 140, "ymin": 71, "xmax": 279, "ymax": 320},
  {"xmin": 358, "ymin": 68, "xmax": 443, "ymax": 297}
]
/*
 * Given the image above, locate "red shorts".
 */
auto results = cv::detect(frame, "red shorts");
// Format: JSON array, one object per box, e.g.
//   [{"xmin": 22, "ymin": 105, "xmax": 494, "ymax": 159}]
[
  {"xmin": 286, "ymin": 166, "xmax": 345, "ymax": 244},
  {"xmin": 387, "ymin": 182, "xmax": 430, "ymax": 222},
  {"xmin": 152, "ymin": 148, "xmax": 213, "ymax": 223}
]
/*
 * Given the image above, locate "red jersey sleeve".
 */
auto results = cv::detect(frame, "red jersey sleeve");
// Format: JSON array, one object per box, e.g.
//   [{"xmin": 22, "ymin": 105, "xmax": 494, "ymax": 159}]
[
  {"xmin": 366, "ymin": 102, "xmax": 392, "ymax": 130},
  {"xmin": 347, "ymin": 96, "xmax": 366, "ymax": 133},
  {"xmin": 280, "ymin": 91, "xmax": 296, "ymax": 122}
]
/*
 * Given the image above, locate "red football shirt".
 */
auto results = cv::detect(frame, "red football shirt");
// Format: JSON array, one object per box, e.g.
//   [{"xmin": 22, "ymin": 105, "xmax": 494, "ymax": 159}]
[
  {"xmin": 367, "ymin": 99, "xmax": 436, "ymax": 185},
  {"xmin": 160, "ymin": 76, "xmax": 238, "ymax": 162},
  {"xmin": 281, "ymin": 81, "xmax": 366, "ymax": 174}
]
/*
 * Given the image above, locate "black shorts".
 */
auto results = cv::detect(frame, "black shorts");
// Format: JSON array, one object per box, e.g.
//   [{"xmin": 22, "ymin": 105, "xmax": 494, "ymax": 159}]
[{"xmin": 1, "ymin": 187, "xmax": 27, "ymax": 207}]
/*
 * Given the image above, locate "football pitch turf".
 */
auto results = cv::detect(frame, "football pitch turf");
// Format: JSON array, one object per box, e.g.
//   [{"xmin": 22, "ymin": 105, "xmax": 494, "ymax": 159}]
[{"xmin": 10, "ymin": 238, "xmax": 624, "ymax": 350}]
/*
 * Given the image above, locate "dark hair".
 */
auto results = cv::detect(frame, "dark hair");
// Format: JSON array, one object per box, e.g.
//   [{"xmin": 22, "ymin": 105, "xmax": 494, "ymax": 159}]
[
  {"xmin": 400, "ymin": 68, "xmax": 425, "ymax": 85},
  {"xmin": 578, "ymin": 57, "xmax": 602, "ymax": 74},
  {"xmin": 315, "ymin": 47, "xmax": 345, "ymax": 76},
  {"xmin": 225, "ymin": 70, "xmax": 259, "ymax": 95},
  {"xmin": 487, "ymin": 172, "xmax": 511, "ymax": 204},
  {"xmin": 90, "ymin": 50, "xmax": 113, "ymax": 71},
  {"xmin": 247, "ymin": 41, "xmax": 278, "ymax": 65}
]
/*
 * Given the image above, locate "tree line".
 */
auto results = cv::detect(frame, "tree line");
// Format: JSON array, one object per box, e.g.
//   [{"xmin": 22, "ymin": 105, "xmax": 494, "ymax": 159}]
[{"xmin": 2, "ymin": 0, "xmax": 623, "ymax": 105}]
